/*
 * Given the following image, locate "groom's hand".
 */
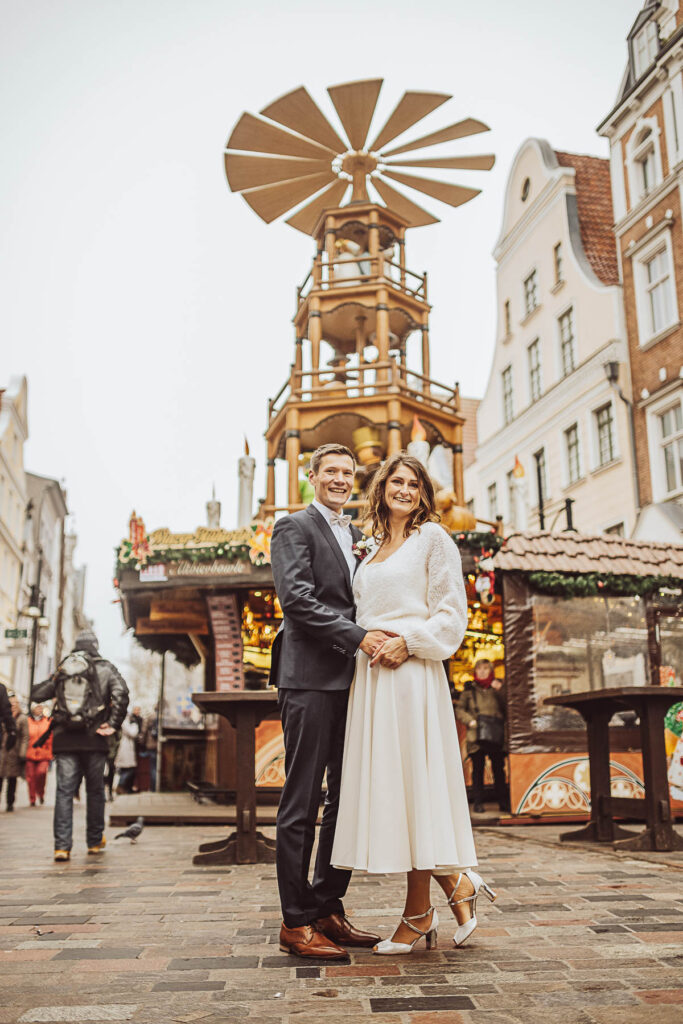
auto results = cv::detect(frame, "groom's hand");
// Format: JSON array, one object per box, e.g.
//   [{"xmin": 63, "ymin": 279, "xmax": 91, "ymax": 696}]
[
  {"xmin": 359, "ymin": 630, "xmax": 395, "ymax": 657},
  {"xmin": 370, "ymin": 636, "xmax": 409, "ymax": 668}
]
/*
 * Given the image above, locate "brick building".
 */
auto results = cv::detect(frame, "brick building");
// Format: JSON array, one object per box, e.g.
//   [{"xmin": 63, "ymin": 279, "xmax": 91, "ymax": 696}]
[{"xmin": 598, "ymin": 0, "xmax": 683, "ymax": 542}]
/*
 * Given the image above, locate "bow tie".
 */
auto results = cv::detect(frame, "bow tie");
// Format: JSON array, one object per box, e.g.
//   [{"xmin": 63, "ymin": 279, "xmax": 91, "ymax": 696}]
[{"xmin": 329, "ymin": 512, "xmax": 352, "ymax": 529}]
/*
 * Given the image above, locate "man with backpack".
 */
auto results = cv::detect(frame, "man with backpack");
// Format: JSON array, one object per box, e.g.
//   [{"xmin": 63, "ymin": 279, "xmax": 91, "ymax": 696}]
[{"xmin": 32, "ymin": 629, "xmax": 129, "ymax": 861}]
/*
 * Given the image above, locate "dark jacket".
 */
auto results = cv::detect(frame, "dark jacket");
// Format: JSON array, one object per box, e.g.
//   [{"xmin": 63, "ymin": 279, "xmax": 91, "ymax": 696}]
[
  {"xmin": 455, "ymin": 682, "xmax": 507, "ymax": 755},
  {"xmin": 0, "ymin": 713, "xmax": 28, "ymax": 777},
  {"xmin": 0, "ymin": 684, "xmax": 16, "ymax": 750},
  {"xmin": 32, "ymin": 656, "xmax": 129, "ymax": 754},
  {"xmin": 269, "ymin": 505, "xmax": 366, "ymax": 691}
]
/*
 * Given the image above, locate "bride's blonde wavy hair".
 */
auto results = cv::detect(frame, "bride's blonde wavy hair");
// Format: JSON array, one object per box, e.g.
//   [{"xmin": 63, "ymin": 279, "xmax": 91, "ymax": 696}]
[{"xmin": 365, "ymin": 452, "xmax": 440, "ymax": 540}]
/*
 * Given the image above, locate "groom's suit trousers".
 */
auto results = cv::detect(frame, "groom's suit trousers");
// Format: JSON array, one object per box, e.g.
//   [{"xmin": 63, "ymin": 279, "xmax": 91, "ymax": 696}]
[{"xmin": 276, "ymin": 687, "xmax": 351, "ymax": 928}]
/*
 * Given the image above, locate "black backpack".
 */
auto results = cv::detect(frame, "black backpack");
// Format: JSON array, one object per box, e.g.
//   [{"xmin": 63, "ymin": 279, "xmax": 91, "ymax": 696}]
[{"xmin": 52, "ymin": 651, "xmax": 104, "ymax": 731}]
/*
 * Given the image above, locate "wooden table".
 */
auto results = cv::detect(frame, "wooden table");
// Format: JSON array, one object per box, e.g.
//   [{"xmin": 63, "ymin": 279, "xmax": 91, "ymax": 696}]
[
  {"xmin": 191, "ymin": 690, "xmax": 279, "ymax": 865},
  {"xmin": 545, "ymin": 686, "xmax": 683, "ymax": 852}
]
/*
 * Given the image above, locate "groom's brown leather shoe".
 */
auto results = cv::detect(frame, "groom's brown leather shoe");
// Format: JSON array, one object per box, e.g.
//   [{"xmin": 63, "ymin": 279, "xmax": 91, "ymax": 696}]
[
  {"xmin": 314, "ymin": 912, "xmax": 381, "ymax": 948},
  {"xmin": 279, "ymin": 923, "xmax": 349, "ymax": 960}
]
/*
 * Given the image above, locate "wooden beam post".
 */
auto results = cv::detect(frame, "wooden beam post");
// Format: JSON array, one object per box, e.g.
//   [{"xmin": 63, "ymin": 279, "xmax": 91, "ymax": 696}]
[
  {"xmin": 266, "ymin": 457, "xmax": 276, "ymax": 508},
  {"xmin": 421, "ymin": 314, "xmax": 431, "ymax": 393},
  {"xmin": 376, "ymin": 286, "xmax": 390, "ymax": 383},
  {"xmin": 285, "ymin": 408, "xmax": 301, "ymax": 507},
  {"xmin": 309, "ymin": 300, "xmax": 322, "ymax": 390},
  {"xmin": 453, "ymin": 432, "xmax": 465, "ymax": 506},
  {"xmin": 387, "ymin": 398, "xmax": 402, "ymax": 455}
]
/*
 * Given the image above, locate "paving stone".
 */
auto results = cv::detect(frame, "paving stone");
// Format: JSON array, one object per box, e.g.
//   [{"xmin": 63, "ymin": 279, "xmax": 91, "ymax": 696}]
[
  {"xmin": 151, "ymin": 981, "xmax": 225, "ymax": 991},
  {"xmin": 18, "ymin": 1006, "xmax": 136, "ymax": 1022},
  {"xmin": 52, "ymin": 948, "xmax": 142, "ymax": 960},
  {"xmin": 369, "ymin": 995, "xmax": 475, "ymax": 1011},
  {"xmin": 168, "ymin": 957, "xmax": 258, "ymax": 970}
]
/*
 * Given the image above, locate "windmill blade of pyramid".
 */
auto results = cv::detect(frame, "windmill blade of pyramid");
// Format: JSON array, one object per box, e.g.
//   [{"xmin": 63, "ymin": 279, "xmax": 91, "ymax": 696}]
[
  {"xmin": 225, "ymin": 154, "xmax": 333, "ymax": 192},
  {"xmin": 285, "ymin": 179, "xmax": 351, "ymax": 234},
  {"xmin": 382, "ymin": 170, "xmax": 481, "ymax": 209},
  {"xmin": 327, "ymin": 78, "xmax": 383, "ymax": 151},
  {"xmin": 259, "ymin": 85, "xmax": 347, "ymax": 154},
  {"xmin": 381, "ymin": 117, "xmax": 490, "ymax": 158},
  {"xmin": 368, "ymin": 90, "xmax": 452, "ymax": 152},
  {"xmin": 384, "ymin": 153, "xmax": 496, "ymax": 171},
  {"xmin": 240, "ymin": 171, "xmax": 337, "ymax": 223},
  {"xmin": 371, "ymin": 176, "xmax": 439, "ymax": 227},
  {"xmin": 227, "ymin": 112, "xmax": 335, "ymax": 161}
]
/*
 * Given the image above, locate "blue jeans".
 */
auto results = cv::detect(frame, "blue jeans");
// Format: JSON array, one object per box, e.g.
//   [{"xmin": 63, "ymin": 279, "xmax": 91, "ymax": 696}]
[{"xmin": 54, "ymin": 752, "xmax": 106, "ymax": 851}]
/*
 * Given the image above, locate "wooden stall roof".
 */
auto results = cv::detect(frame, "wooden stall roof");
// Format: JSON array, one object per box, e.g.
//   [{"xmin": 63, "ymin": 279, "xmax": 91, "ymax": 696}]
[{"xmin": 493, "ymin": 530, "xmax": 683, "ymax": 578}]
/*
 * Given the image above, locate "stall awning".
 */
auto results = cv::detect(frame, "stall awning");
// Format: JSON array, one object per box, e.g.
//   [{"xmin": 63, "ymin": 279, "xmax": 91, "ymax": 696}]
[{"xmin": 493, "ymin": 531, "xmax": 683, "ymax": 579}]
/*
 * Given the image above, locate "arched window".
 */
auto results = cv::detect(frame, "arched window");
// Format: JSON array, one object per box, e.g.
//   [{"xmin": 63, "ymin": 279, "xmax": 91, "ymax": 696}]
[{"xmin": 626, "ymin": 117, "xmax": 663, "ymax": 205}]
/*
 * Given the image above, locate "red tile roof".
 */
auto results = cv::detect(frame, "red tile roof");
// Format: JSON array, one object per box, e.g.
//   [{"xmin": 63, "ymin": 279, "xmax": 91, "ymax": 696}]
[
  {"xmin": 493, "ymin": 530, "xmax": 683, "ymax": 578},
  {"xmin": 555, "ymin": 151, "xmax": 619, "ymax": 287},
  {"xmin": 459, "ymin": 396, "xmax": 480, "ymax": 469}
]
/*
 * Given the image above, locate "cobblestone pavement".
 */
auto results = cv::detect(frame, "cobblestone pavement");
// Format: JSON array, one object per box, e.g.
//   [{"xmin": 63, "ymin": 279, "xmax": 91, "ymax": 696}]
[{"xmin": 1, "ymin": 791, "xmax": 682, "ymax": 1024}]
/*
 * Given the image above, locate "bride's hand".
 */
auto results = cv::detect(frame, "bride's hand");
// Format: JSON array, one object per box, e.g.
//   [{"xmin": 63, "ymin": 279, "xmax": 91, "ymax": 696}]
[{"xmin": 370, "ymin": 636, "xmax": 409, "ymax": 668}]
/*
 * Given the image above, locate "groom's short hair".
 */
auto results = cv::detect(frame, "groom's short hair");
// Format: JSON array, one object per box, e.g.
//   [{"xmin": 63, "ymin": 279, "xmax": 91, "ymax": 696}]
[{"xmin": 310, "ymin": 443, "xmax": 356, "ymax": 475}]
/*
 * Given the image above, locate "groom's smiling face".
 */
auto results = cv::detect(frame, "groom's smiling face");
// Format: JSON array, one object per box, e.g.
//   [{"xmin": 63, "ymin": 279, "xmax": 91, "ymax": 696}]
[{"xmin": 309, "ymin": 454, "xmax": 355, "ymax": 512}]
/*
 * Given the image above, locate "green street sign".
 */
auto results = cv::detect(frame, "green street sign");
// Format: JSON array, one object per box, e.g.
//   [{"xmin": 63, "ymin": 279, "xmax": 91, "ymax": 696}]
[{"xmin": 4, "ymin": 628, "xmax": 28, "ymax": 639}]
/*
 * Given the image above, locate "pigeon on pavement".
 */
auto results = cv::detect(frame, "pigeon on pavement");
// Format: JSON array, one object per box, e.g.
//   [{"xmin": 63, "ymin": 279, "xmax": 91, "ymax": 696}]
[{"xmin": 114, "ymin": 816, "xmax": 145, "ymax": 842}]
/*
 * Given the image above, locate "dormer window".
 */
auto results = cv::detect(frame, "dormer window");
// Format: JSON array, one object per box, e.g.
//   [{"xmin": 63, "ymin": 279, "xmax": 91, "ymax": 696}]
[{"xmin": 633, "ymin": 20, "xmax": 658, "ymax": 79}]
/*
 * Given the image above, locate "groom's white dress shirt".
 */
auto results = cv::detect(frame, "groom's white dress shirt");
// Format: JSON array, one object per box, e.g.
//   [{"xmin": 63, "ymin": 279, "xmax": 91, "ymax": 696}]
[{"xmin": 312, "ymin": 499, "xmax": 356, "ymax": 581}]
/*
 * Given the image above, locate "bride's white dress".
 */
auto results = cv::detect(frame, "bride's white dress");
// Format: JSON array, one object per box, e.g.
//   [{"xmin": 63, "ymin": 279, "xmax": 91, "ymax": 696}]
[{"xmin": 331, "ymin": 522, "xmax": 477, "ymax": 874}]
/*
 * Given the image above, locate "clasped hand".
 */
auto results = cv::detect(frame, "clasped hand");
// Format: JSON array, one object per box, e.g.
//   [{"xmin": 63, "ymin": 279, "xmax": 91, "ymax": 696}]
[{"xmin": 359, "ymin": 630, "xmax": 409, "ymax": 667}]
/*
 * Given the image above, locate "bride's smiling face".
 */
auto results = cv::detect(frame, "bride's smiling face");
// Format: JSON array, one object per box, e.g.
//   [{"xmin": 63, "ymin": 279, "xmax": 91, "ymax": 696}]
[{"xmin": 384, "ymin": 464, "xmax": 421, "ymax": 520}]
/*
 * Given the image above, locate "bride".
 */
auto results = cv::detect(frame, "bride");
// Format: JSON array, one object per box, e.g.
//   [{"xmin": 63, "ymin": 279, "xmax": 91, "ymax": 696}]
[{"xmin": 331, "ymin": 453, "xmax": 495, "ymax": 953}]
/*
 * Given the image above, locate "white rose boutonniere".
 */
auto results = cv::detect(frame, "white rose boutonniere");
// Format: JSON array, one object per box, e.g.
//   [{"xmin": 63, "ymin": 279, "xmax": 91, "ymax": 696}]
[{"xmin": 352, "ymin": 536, "xmax": 374, "ymax": 562}]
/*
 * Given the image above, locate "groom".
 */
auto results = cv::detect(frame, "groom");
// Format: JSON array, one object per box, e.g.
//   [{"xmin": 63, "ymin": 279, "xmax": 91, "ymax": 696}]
[{"xmin": 270, "ymin": 442, "xmax": 391, "ymax": 960}]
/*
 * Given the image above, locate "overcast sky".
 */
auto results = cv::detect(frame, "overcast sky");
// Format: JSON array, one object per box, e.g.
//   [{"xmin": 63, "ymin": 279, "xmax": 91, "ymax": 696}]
[{"xmin": 2, "ymin": 0, "xmax": 644, "ymax": 670}]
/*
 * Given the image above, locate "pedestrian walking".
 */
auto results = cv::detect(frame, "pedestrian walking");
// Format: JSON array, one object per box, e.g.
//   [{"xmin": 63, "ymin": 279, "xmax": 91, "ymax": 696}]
[
  {"xmin": 0, "ymin": 682, "xmax": 17, "ymax": 753},
  {"xmin": 137, "ymin": 706, "xmax": 158, "ymax": 792},
  {"xmin": 115, "ymin": 712, "xmax": 139, "ymax": 793},
  {"xmin": 32, "ymin": 629, "xmax": 129, "ymax": 861},
  {"xmin": 0, "ymin": 696, "xmax": 29, "ymax": 812},
  {"xmin": 26, "ymin": 704, "xmax": 53, "ymax": 806},
  {"xmin": 455, "ymin": 658, "xmax": 509, "ymax": 813}
]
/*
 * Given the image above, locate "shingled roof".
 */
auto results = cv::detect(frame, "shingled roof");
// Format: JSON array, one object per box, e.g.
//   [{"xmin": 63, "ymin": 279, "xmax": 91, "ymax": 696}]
[
  {"xmin": 555, "ymin": 151, "xmax": 619, "ymax": 287},
  {"xmin": 493, "ymin": 530, "xmax": 683, "ymax": 578}
]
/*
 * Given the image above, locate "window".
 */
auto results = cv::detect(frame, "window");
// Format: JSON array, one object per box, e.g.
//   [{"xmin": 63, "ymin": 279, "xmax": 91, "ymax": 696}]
[
  {"xmin": 644, "ymin": 248, "xmax": 675, "ymax": 336},
  {"xmin": 660, "ymin": 402, "xmax": 683, "ymax": 494},
  {"xmin": 506, "ymin": 469, "xmax": 516, "ymax": 527},
  {"xmin": 502, "ymin": 365, "xmax": 514, "ymax": 425},
  {"xmin": 534, "ymin": 448, "xmax": 548, "ymax": 505},
  {"xmin": 558, "ymin": 308, "xmax": 576, "ymax": 376},
  {"xmin": 527, "ymin": 339, "xmax": 542, "ymax": 402},
  {"xmin": 633, "ymin": 20, "xmax": 658, "ymax": 79},
  {"xmin": 565, "ymin": 424, "xmax": 581, "ymax": 485},
  {"xmin": 627, "ymin": 120, "xmax": 662, "ymax": 203},
  {"xmin": 637, "ymin": 132, "xmax": 657, "ymax": 194},
  {"xmin": 523, "ymin": 270, "xmax": 538, "ymax": 316},
  {"xmin": 595, "ymin": 403, "xmax": 615, "ymax": 467},
  {"xmin": 604, "ymin": 522, "xmax": 625, "ymax": 536},
  {"xmin": 466, "ymin": 498, "xmax": 475, "ymax": 516},
  {"xmin": 504, "ymin": 299, "xmax": 511, "ymax": 336},
  {"xmin": 487, "ymin": 483, "xmax": 498, "ymax": 519},
  {"xmin": 553, "ymin": 243, "xmax": 563, "ymax": 285}
]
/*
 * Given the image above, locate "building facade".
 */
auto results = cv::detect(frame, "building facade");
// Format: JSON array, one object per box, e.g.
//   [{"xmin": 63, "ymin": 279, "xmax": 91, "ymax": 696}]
[
  {"xmin": 598, "ymin": 0, "xmax": 683, "ymax": 542},
  {"xmin": 465, "ymin": 138, "xmax": 638, "ymax": 537},
  {"xmin": 12, "ymin": 473, "xmax": 69, "ymax": 704},
  {"xmin": 0, "ymin": 377, "xmax": 29, "ymax": 691}
]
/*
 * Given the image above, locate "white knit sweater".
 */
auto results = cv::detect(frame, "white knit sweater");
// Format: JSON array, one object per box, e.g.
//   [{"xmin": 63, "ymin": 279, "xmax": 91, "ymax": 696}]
[{"xmin": 353, "ymin": 522, "xmax": 468, "ymax": 661}]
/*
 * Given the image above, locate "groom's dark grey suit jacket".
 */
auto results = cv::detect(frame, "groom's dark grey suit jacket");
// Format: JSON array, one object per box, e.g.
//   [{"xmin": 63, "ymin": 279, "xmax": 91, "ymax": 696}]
[{"xmin": 269, "ymin": 504, "xmax": 366, "ymax": 691}]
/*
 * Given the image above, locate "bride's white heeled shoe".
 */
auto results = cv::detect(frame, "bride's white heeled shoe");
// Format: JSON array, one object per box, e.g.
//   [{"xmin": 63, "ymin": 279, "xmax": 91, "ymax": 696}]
[
  {"xmin": 373, "ymin": 907, "xmax": 439, "ymax": 955},
  {"xmin": 448, "ymin": 869, "xmax": 497, "ymax": 947}
]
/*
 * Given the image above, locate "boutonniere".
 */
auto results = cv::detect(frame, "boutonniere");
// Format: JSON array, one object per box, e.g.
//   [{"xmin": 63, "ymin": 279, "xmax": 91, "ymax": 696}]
[{"xmin": 352, "ymin": 536, "xmax": 373, "ymax": 561}]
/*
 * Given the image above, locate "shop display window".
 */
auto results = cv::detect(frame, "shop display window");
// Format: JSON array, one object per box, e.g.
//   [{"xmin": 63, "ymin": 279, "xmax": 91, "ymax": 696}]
[{"xmin": 530, "ymin": 594, "xmax": 649, "ymax": 732}]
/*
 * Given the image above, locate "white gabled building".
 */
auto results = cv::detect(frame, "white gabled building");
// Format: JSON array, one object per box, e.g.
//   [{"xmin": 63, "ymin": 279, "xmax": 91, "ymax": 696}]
[
  {"xmin": 0, "ymin": 377, "xmax": 29, "ymax": 691},
  {"xmin": 466, "ymin": 139, "xmax": 639, "ymax": 537}
]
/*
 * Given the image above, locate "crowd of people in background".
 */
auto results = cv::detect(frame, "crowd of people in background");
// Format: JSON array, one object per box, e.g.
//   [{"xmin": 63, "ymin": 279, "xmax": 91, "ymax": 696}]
[{"xmin": 0, "ymin": 633, "xmax": 160, "ymax": 826}]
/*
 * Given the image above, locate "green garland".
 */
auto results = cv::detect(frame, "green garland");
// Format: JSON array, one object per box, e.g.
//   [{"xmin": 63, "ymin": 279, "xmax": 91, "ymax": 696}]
[
  {"xmin": 115, "ymin": 542, "xmax": 255, "ymax": 576},
  {"xmin": 527, "ymin": 571, "xmax": 682, "ymax": 598},
  {"xmin": 452, "ymin": 530, "xmax": 504, "ymax": 555}
]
